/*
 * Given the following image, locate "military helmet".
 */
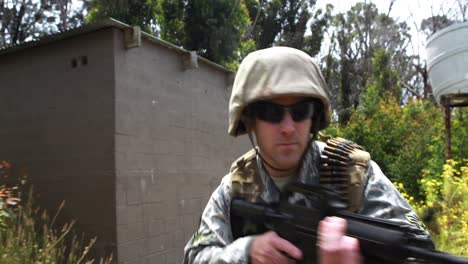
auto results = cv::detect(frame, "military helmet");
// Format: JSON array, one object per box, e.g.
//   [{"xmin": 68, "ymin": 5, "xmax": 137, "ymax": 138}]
[{"xmin": 228, "ymin": 46, "xmax": 332, "ymax": 137}]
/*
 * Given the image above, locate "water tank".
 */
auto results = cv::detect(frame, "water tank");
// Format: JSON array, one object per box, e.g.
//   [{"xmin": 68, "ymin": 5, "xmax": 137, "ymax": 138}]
[{"xmin": 426, "ymin": 21, "xmax": 468, "ymax": 106}]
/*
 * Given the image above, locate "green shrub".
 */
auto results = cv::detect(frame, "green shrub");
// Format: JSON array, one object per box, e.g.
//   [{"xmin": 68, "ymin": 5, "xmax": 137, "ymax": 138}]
[
  {"xmin": 395, "ymin": 159, "xmax": 468, "ymax": 257},
  {"xmin": 326, "ymin": 97, "xmax": 448, "ymax": 201}
]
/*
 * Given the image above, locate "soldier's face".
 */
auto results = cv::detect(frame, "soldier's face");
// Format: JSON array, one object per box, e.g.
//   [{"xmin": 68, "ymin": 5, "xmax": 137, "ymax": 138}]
[{"xmin": 253, "ymin": 96, "xmax": 312, "ymax": 177}]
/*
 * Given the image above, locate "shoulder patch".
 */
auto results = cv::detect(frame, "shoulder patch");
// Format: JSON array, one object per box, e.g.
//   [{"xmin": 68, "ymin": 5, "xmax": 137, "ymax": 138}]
[
  {"xmin": 406, "ymin": 213, "xmax": 429, "ymax": 232},
  {"xmin": 230, "ymin": 148, "xmax": 263, "ymax": 202},
  {"xmin": 230, "ymin": 148, "xmax": 257, "ymax": 173},
  {"xmin": 192, "ymin": 231, "xmax": 214, "ymax": 247}
]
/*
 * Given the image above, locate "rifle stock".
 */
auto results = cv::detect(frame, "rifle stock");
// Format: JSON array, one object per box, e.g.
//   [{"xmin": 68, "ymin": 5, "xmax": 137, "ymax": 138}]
[{"xmin": 230, "ymin": 182, "xmax": 468, "ymax": 264}]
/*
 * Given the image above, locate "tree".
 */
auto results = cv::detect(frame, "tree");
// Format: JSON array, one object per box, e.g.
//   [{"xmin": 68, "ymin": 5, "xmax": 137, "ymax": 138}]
[
  {"xmin": 323, "ymin": 3, "xmax": 377, "ymax": 124},
  {"xmin": 86, "ymin": 0, "xmax": 251, "ymax": 65},
  {"xmin": 243, "ymin": 0, "xmax": 330, "ymax": 56},
  {"xmin": 86, "ymin": 0, "xmax": 158, "ymax": 34},
  {"xmin": 362, "ymin": 48, "xmax": 401, "ymax": 114},
  {"xmin": 0, "ymin": 0, "xmax": 89, "ymax": 48},
  {"xmin": 328, "ymin": 96, "xmax": 445, "ymax": 201},
  {"xmin": 156, "ymin": 0, "xmax": 185, "ymax": 46},
  {"xmin": 302, "ymin": 3, "xmax": 333, "ymax": 57},
  {"xmin": 183, "ymin": 0, "xmax": 250, "ymax": 64},
  {"xmin": 324, "ymin": 46, "xmax": 453, "ymax": 200},
  {"xmin": 243, "ymin": 0, "xmax": 280, "ymax": 49},
  {"xmin": 322, "ymin": 3, "xmax": 414, "ymax": 125},
  {"xmin": 85, "ymin": 0, "xmax": 330, "ymax": 67},
  {"xmin": 275, "ymin": 0, "xmax": 313, "ymax": 49}
]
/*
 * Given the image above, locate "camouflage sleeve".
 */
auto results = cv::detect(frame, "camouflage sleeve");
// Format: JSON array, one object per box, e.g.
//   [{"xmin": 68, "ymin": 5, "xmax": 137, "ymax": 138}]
[
  {"xmin": 183, "ymin": 174, "xmax": 255, "ymax": 264},
  {"xmin": 360, "ymin": 160, "xmax": 435, "ymax": 263}
]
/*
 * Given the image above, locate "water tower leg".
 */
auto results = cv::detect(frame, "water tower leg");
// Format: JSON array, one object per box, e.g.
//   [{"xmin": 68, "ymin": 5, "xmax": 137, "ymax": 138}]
[{"xmin": 442, "ymin": 97, "xmax": 452, "ymax": 160}]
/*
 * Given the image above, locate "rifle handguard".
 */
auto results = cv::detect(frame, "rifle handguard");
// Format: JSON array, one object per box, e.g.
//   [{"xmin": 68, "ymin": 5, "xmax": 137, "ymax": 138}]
[{"xmin": 230, "ymin": 182, "xmax": 468, "ymax": 264}]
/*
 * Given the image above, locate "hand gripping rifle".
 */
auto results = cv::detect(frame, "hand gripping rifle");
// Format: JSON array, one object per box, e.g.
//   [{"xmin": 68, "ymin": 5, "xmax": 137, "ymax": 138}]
[{"xmin": 230, "ymin": 182, "xmax": 468, "ymax": 264}]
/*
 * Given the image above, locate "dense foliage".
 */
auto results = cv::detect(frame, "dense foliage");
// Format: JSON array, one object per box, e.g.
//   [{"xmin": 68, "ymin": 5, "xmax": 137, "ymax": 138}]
[
  {"xmin": 326, "ymin": 96, "xmax": 443, "ymax": 200},
  {"xmin": 323, "ymin": 41, "xmax": 467, "ymax": 256},
  {"xmin": 85, "ymin": 0, "xmax": 330, "ymax": 66},
  {"xmin": 86, "ymin": 0, "xmax": 158, "ymax": 34},
  {"xmin": 0, "ymin": 0, "xmax": 89, "ymax": 47},
  {"xmin": 182, "ymin": 0, "xmax": 251, "ymax": 64},
  {"xmin": 321, "ymin": 3, "xmax": 423, "ymax": 125},
  {"xmin": 325, "ymin": 45, "xmax": 467, "ymax": 200},
  {"xmin": 325, "ymin": 91, "xmax": 467, "ymax": 257},
  {"xmin": 395, "ymin": 159, "xmax": 468, "ymax": 257}
]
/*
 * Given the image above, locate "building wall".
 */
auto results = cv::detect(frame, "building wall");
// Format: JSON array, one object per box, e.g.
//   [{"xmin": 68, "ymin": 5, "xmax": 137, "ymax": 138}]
[
  {"xmin": 113, "ymin": 29, "xmax": 249, "ymax": 264},
  {"xmin": 0, "ymin": 26, "xmax": 251, "ymax": 264},
  {"xmin": 0, "ymin": 29, "xmax": 117, "ymax": 259}
]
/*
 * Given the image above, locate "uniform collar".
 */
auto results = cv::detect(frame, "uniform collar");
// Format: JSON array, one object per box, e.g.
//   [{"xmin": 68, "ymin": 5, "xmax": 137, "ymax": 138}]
[{"xmin": 256, "ymin": 140, "xmax": 322, "ymax": 203}]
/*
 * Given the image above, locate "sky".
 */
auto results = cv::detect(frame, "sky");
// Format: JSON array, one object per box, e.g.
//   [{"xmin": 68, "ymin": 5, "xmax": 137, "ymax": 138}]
[{"xmin": 314, "ymin": 0, "xmax": 466, "ymax": 59}]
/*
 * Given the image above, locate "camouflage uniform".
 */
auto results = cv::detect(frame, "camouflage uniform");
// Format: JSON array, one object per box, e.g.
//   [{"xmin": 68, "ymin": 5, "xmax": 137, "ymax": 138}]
[
  {"xmin": 183, "ymin": 47, "xmax": 433, "ymax": 263},
  {"xmin": 183, "ymin": 141, "xmax": 432, "ymax": 263}
]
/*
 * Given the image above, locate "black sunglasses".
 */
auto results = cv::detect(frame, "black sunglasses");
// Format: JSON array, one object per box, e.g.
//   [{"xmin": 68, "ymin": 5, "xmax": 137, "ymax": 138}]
[{"xmin": 249, "ymin": 100, "xmax": 315, "ymax": 123}]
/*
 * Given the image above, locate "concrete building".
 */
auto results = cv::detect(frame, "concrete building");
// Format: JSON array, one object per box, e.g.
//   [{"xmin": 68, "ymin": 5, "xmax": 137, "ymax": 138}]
[{"xmin": 0, "ymin": 19, "xmax": 250, "ymax": 263}]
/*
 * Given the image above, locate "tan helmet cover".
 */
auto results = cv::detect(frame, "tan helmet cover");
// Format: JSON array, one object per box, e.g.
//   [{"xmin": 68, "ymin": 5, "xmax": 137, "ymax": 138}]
[{"xmin": 228, "ymin": 46, "xmax": 331, "ymax": 137}]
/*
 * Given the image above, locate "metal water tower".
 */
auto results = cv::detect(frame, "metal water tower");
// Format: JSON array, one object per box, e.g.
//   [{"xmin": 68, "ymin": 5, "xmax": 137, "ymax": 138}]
[{"xmin": 426, "ymin": 21, "xmax": 468, "ymax": 160}]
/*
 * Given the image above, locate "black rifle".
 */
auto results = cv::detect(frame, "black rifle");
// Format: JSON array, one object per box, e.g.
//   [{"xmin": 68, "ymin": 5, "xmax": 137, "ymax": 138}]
[{"xmin": 230, "ymin": 182, "xmax": 468, "ymax": 264}]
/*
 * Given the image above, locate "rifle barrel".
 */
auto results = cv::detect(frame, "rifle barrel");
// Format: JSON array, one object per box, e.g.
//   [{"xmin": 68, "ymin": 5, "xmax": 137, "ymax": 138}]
[{"xmin": 405, "ymin": 246, "xmax": 468, "ymax": 264}]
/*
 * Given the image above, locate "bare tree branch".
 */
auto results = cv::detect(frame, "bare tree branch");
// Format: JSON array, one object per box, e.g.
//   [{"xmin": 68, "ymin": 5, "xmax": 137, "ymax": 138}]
[
  {"xmin": 12, "ymin": 0, "xmax": 26, "ymax": 44},
  {"xmin": 387, "ymin": 0, "xmax": 395, "ymax": 17}
]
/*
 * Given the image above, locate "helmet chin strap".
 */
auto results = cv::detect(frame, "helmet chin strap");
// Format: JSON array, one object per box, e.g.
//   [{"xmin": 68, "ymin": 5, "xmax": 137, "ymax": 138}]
[{"xmin": 247, "ymin": 131, "xmax": 299, "ymax": 173}]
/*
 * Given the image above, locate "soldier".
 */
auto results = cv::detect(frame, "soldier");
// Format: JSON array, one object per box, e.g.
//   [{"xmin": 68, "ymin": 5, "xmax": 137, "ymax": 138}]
[{"xmin": 183, "ymin": 47, "xmax": 432, "ymax": 264}]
